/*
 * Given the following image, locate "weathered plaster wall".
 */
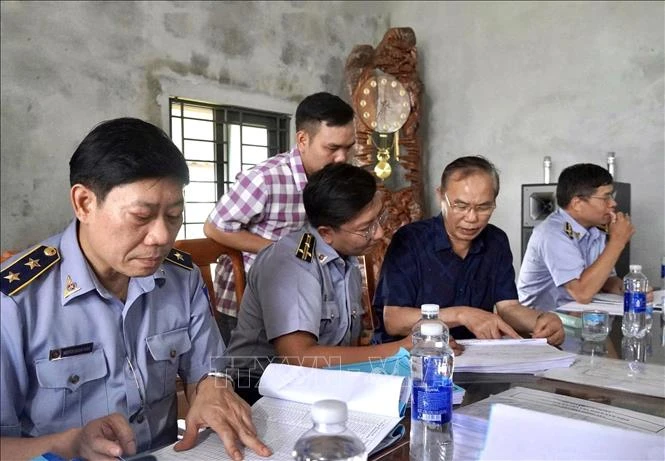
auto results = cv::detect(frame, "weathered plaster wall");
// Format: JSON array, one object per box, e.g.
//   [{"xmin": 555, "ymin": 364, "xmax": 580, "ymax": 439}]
[
  {"xmin": 391, "ymin": 1, "xmax": 665, "ymax": 283},
  {"xmin": 3, "ymin": 1, "xmax": 664, "ymax": 284},
  {"xmin": 0, "ymin": 1, "xmax": 388, "ymax": 251}
]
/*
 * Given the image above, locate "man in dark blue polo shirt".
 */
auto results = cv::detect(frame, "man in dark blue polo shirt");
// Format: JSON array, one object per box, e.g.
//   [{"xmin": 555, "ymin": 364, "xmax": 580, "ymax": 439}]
[{"xmin": 374, "ymin": 156, "xmax": 564, "ymax": 345}]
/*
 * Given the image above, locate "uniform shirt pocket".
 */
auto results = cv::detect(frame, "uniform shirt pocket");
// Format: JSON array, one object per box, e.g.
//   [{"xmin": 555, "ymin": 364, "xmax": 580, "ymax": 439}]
[
  {"xmin": 33, "ymin": 349, "xmax": 108, "ymax": 433},
  {"xmin": 145, "ymin": 327, "xmax": 192, "ymax": 398},
  {"xmin": 319, "ymin": 301, "xmax": 344, "ymax": 346}
]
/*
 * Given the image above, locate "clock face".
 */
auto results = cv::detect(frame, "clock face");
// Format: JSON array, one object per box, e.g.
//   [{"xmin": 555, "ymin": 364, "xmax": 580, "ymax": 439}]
[{"xmin": 357, "ymin": 74, "xmax": 411, "ymax": 133}]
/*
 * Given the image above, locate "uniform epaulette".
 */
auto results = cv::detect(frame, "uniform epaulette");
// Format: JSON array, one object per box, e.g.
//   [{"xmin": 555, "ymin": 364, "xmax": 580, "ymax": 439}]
[
  {"xmin": 563, "ymin": 222, "xmax": 580, "ymax": 240},
  {"xmin": 165, "ymin": 248, "xmax": 193, "ymax": 270},
  {"xmin": 295, "ymin": 233, "xmax": 315, "ymax": 263},
  {"xmin": 1, "ymin": 245, "xmax": 60, "ymax": 296}
]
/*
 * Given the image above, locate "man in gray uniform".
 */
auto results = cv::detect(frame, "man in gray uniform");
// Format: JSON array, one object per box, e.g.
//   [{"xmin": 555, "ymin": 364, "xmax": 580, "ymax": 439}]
[
  {"xmin": 0, "ymin": 118, "xmax": 270, "ymax": 461},
  {"xmin": 224, "ymin": 163, "xmax": 413, "ymax": 404},
  {"xmin": 518, "ymin": 163, "xmax": 634, "ymax": 310}
]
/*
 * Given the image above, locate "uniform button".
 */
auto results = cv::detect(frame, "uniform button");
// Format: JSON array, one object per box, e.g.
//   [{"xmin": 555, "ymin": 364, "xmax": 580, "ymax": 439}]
[
  {"xmin": 136, "ymin": 414, "xmax": 145, "ymax": 423},
  {"xmin": 68, "ymin": 374, "xmax": 80, "ymax": 384},
  {"xmin": 170, "ymin": 349, "xmax": 177, "ymax": 358},
  {"xmin": 331, "ymin": 313, "xmax": 336, "ymax": 319}
]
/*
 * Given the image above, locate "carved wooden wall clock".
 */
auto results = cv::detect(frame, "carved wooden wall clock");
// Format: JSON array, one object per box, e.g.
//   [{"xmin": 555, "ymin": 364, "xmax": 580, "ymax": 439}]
[{"xmin": 345, "ymin": 27, "xmax": 424, "ymax": 336}]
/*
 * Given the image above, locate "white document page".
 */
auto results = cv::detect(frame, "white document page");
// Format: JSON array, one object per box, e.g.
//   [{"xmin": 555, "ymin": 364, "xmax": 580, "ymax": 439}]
[
  {"xmin": 144, "ymin": 396, "xmax": 403, "ymax": 461},
  {"xmin": 455, "ymin": 386, "xmax": 665, "ymax": 434},
  {"xmin": 479, "ymin": 403, "xmax": 665, "ymax": 460},
  {"xmin": 592, "ymin": 292, "xmax": 623, "ymax": 304},
  {"xmin": 558, "ymin": 300, "xmax": 625, "ymax": 315},
  {"xmin": 258, "ymin": 363, "xmax": 409, "ymax": 417},
  {"xmin": 539, "ymin": 354, "xmax": 665, "ymax": 399},
  {"xmin": 142, "ymin": 364, "xmax": 408, "ymax": 460},
  {"xmin": 558, "ymin": 290, "xmax": 665, "ymax": 315},
  {"xmin": 454, "ymin": 338, "xmax": 576, "ymax": 373}
]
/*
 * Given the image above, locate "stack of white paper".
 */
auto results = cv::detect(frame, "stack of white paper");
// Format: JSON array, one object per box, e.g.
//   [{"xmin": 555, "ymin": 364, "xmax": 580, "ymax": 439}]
[
  {"xmin": 454, "ymin": 338, "xmax": 577, "ymax": 374},
  {"xmin": 558, "ymin": 290, "xmax": 665, "ymax": 315},
  {"xmin": 480, "ymin": 404, "xmax": 665, "ymax": 460},
  {"xmin": 539, "ymin": 354, "xmax": 665, "ymax": 398},
  {"xmin": 454, "ymin": 387, "xmax": 665, "ymax": 461}
]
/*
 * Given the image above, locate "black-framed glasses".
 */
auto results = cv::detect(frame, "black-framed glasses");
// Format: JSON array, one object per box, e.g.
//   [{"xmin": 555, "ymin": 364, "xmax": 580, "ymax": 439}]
[
  {"xmin": 444, "ymin": 193, "xmax": 495, "ymax": 217},
  {"xmin": 339, "ymin": 209, "xmax": 388, "ymax": 241},
  {"xmin": 585, "ymin": 191, "xmax": 617, "ymax": 203}
]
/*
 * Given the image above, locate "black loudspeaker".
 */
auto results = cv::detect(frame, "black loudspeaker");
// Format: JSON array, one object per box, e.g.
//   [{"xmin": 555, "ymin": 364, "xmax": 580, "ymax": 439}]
[{"xmin": 520, "ymin": 182, "xmax": 630, "ymax": 277}]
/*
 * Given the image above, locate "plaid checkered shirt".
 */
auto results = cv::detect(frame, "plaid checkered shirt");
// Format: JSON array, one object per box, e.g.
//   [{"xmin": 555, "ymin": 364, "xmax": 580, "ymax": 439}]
[{"xmin": 207, "ymin": 146, "xmax": 308, "ymax": 317}]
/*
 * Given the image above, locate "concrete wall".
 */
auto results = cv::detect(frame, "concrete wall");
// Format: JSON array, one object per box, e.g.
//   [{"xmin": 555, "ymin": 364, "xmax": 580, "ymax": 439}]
[
  {"xmin": 391, "ymin": 1, "xmax": 665, "ymax": 284},
  {"xmin": 2, "ymin": 1, "xmax": 664, "ymax": 284},
  {"xmin": 0, "ymin": 0, "xmax": 388, "ymax": 251}
]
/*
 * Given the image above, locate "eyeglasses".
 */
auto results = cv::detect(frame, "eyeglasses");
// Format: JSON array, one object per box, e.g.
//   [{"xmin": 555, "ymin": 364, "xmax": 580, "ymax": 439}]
[
  {"xmin": 444, "ymin": 193, "xmax": 495, "ymax": 217},
  {"xmin": 340, "ymin": 209, "xmax": 388, "ymax": 241},
  {"xmin": 585, "ymin": 191, "xmax": 617, "ymax": 203}
]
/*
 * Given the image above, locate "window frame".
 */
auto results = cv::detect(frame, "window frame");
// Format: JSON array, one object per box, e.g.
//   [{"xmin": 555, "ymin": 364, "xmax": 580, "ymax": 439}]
[{"xmin": 169, "ymin": 98, "xmax": 290, "ymax": 239}]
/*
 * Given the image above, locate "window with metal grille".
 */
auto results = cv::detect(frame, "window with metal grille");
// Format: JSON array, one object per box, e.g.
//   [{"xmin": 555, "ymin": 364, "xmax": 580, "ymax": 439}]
[{"xmin": 169, "ymin": 98, "xmax": 290, "ymax": 240}]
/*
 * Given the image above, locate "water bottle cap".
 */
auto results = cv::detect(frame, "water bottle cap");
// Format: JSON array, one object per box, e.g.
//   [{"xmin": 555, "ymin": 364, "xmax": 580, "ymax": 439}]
[
  {"xmin": 311, "ymin": 399, "xmax": 347, "ymax": 424},
  {"xmin": 630, "ymin": 264, "xmax": 642, "ymax": 272},
  {"xmin": 420, "ymin": 322, "xmax": 444, "ymax": 336},
  {"xmin": 420, "ymin": 304, "xmax": 439, "ymax": 315}
]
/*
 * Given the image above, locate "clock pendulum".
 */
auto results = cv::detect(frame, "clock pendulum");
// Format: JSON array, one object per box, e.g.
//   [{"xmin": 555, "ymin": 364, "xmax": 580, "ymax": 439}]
[{"xmin": 368, "ymin": 131, "xmax": 399, "ymax": 180}]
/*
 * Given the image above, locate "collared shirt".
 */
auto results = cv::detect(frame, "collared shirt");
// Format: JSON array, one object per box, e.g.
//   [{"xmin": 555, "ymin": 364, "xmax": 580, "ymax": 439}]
[
  {"xmin": 518, "ymin": 208, "xmax": 611, "ymax": 310},
  {"xmin": 224, "ymin": 224, "xmax": 364, "ymax": 382},
  {"xmin": 373, "ymin": 214, "xmax": 519, "ymax": 342},
  {"xmin": 0, "ymin": 221, "xmax": 225, "ymax": 451},
  {"xmin": 207, "ymin": 146, "xmax": 308, "ymax": 317}
]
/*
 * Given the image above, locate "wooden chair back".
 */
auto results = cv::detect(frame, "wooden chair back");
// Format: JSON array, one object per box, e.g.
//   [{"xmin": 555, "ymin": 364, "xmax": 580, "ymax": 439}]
[
  {"xmin": 1, "ymin": 250, "xmax": 17, "ymax": 264},
  {"xmin": 173, "ymin": 238, "xmax": 245, "ymax": 317}
]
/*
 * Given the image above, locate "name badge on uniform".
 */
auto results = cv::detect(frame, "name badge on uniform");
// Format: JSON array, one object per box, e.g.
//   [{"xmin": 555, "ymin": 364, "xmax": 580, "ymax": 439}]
[{"xmin": 49, "ymin": 342, "xmax": 94, "ymax": 361}]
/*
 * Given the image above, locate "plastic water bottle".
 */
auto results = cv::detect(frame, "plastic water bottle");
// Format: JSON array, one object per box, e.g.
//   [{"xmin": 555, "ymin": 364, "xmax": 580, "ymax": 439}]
[
  {"xmin": 292, "ymin": 400, "xmax": 367, "ymax": 461},
  {"xmin": 622, "ymin": 264, "xmax": 649, "ymax": 338},
  {"xmin": 410, "ymin": 323, "xmax": 454, "ymax": 461},
  {"xmin": 412, "ymin": 304, "xmax": 449, "ymax": 346}
]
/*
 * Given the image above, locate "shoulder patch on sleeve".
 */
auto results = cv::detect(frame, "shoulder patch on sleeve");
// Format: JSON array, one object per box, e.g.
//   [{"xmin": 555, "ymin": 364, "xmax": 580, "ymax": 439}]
[
  {"xmin": 1, "ymin": 245, "xmax": 60, "ymax": 296},
  {"xmin": 165, "ymin": 248, "xmax": 193, "ymax": 270},
  {"xmin": 295, "ymin": 233, "xmax": 315, "ymax": 262}
]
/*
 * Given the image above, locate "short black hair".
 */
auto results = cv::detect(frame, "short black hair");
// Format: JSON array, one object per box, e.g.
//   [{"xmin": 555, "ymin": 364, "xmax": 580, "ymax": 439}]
[
  {"xmin": 295, "ymin": 92, "xmax": 354, "ymax": 134},
  {"xmin": 304, "ymin": 163, "xmax": 376, "ymax": 229},
  {"xmin": 440, "ymin": 155, "xmax": 500, "ymax": 198},
  {"xmin": 69, "ymin": 117, "xmax": 189, "ymax": 202},
  {"xmin": 556, "ymin": 163, "xmax": 613, "ymax": 208}
]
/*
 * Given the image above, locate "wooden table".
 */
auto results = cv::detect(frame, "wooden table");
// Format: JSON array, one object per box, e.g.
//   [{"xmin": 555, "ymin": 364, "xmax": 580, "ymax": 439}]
[{"xmin": 370, "ymin": 313, "xmax": 665, "ymax": 460}]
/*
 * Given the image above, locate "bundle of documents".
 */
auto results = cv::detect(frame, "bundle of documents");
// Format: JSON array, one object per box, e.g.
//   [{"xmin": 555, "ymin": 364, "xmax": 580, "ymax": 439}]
[
  {"xmin": 454, "ymin": 338, "xmax": 577, "ymax": 374},
  {"xmin": 454, "ymin": 387, "xmax": 665, "ymax": 461},
  {"xmin": 557, "ymin": 290, "xmax": 665, "ymax": 316},
  {"xmin": 328, "ymin": 347, "xmax": 466, "ymax": 404},
  {"xmin": 539, "ymin": 354, "xmax": 665, "ymax": 399},
  {"xmin": 144, "ymin": 364, "xmax": 410, "ymax": 460}
]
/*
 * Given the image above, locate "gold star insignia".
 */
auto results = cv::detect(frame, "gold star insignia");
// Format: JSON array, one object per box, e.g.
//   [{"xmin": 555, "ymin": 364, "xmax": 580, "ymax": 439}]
[
  {"xmin": 4, "ymin": 272, "xmax": 20, "ymax": 283},
  {"xmin": 173, "ymin": 251, "xmax": 184, "ymax": 261},
  {"xmin": 24, "ymin": 258, "xmax": 41, "ymax": 269}
]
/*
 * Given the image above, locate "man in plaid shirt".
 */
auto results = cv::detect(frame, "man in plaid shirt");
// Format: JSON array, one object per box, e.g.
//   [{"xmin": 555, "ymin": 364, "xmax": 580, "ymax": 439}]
[{"xmin": 204, "ymin": 92, "xmax": 356, "ymax": 344}]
